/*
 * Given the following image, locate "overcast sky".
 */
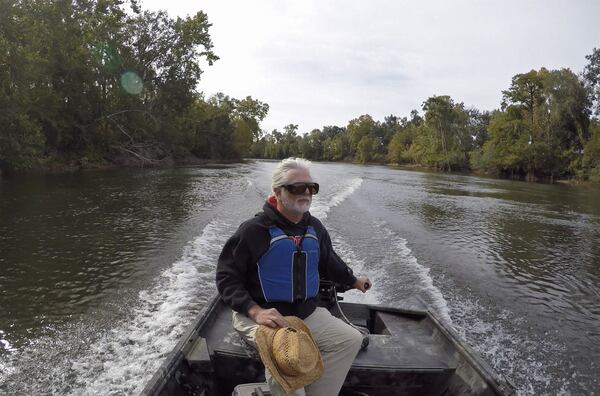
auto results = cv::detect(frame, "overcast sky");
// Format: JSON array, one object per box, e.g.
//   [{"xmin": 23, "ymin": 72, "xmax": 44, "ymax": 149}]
[{"xmin": 141, "ymin": 0, "xmax": 600, "ymax": 134}]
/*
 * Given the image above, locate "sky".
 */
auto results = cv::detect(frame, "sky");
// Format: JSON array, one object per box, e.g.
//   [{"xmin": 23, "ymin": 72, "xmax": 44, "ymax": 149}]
[{"xmin": 141, "ymin": 0, "xmax": 600, "ymax": 134}]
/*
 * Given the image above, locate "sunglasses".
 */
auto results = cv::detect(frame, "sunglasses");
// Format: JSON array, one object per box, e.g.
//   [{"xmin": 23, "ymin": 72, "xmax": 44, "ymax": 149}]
[{"xmin": 282, "ymin": 182, "xmax": 320, "ymax": 195}]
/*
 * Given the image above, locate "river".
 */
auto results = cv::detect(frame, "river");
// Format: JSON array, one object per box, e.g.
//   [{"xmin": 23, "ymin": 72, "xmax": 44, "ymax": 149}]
[{"xmin": 1, "ymin": 161, "xmax": 599, "ymax": 395}]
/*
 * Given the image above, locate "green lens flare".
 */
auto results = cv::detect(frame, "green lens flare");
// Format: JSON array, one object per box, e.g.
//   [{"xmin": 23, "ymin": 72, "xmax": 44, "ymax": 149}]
[{"xmin": 120, "ymin": 71, "xmax": 143, "ymax": 95}]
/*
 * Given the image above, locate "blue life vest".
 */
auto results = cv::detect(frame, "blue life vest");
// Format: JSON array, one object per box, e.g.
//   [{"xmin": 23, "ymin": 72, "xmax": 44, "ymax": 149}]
[{"xmin": 257, "ymin": 226, "xmax": 320, "ymax": 302}]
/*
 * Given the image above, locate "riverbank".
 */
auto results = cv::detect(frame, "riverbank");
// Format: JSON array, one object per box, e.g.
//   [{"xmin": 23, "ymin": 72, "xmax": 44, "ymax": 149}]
[
  {"xmin": 3, "ymin": 155, "xmax": 599, "ymax": 189},
  {"xmin": 0, "ymin": 148, "xmax": 242, "ymax": 178},
  {"xmin": 384, "ymin": 162, "xmax": 600, "ymax": 188}
]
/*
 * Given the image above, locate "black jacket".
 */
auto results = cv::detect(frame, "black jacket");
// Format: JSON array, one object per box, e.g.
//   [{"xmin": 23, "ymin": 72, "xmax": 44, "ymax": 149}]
[{"xmin": 216, "ymin": 199, "xmax": 357, "ymax": 319}]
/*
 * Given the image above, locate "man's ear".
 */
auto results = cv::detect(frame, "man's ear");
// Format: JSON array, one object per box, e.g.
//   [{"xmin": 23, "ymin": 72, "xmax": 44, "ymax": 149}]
[{"xmin": 273, "ymin": 187, "xmax": 282, "ymax": 199}]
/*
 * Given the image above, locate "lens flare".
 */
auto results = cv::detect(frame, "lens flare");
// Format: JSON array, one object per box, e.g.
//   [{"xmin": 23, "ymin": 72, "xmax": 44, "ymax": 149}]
[{"xmin": 120, "ymin": 71, "xmax": 143, "ymax": 95}]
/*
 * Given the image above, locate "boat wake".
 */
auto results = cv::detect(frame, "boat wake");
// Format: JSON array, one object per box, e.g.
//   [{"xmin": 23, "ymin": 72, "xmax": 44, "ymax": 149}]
[
  {"xmin": 329, "ymin": 218, "xmax": 452, "ymax": 323},
  {"xmin": 449, "ymin": 292, "xmax": 574, "ymax": 395},
  {"xmin": 377, "ymin": 222, "xmax": 451, "ymax": 322},
  {"xmin": 310, "ymin": 177, "xmax": 363, "ymax": 220},
  {"xmin": 68, "ymin": 220, "xmax": 230, "ymax": 395}
]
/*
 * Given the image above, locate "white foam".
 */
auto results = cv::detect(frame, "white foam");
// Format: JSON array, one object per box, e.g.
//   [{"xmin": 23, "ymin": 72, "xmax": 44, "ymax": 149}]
[
  {"xmin": 0, "ymin": 331, "xmax": 16, "ymax": 354},
  {"xmin": 449, "ymin": 296, "xmax": 569, "ymax": 395},
  {"xmin": 332, "ymin": 219, "xmax": 451, "ymax": 323},
  {"xmin": 380, "ymin": 224, "xmax": 452, "ymax": 323},
  {"xmin": 330, "ymin": 232, "xmax": 385, "ymax": 305},
  {"xmin": 311, "ymin": 178, "xmax": 362, "ymax": 220},
  {"xmin": 69, "ymin": 220, "xmax": 231, "ymax": 395}
]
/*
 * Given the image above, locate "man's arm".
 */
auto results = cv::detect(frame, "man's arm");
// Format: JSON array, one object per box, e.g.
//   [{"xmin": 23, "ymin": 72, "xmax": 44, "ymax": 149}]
[{"xmin": 215, "ymin": 230, "xmax": 257, "ymax": 315}]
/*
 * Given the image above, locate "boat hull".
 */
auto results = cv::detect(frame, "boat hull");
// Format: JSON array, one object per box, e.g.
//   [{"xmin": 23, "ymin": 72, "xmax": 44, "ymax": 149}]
[{"xmin": 143, "ymin": 295, "xmax": 514, "ymax": 396}]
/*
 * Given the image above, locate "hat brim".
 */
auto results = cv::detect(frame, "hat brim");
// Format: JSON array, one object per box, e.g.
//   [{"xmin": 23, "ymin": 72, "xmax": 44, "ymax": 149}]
[{"xmin": 255, "ymin": 316, "xmax": 323, "ymax": 395}]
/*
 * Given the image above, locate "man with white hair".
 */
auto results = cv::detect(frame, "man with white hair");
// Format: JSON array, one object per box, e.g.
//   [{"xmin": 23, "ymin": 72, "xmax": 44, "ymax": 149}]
[{"xmin": 216, "ymin": 157, "xmax": 371, "ymax": 395}]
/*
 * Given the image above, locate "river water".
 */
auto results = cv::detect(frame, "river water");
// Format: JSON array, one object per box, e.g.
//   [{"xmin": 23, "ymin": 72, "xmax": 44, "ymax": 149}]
[{"xmin": 0, "ymin": 161, "xmax": 599, "ymax": 395}]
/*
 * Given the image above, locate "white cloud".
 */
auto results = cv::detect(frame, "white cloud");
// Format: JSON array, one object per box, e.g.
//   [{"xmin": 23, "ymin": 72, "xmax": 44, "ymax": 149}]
[{"xmin": 141, "ymin": 0, "xmax": 600, "ymax": 133}]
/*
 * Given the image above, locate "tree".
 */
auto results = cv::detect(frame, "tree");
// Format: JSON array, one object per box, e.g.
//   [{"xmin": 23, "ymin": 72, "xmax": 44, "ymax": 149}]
[
  {"xmin": 474, "ymin": 108, "xmax": 529, "ymax": 177},
  {"xmin": 583, "ymin": 121, "xmax": 600, "ymax": 181},
  {"xmin": 356, "ymin": 136, "xmax": 375, "ymax": 163},
  {"xmin": 0, "ymin": 0, "xmax": 251, "ymax": 171},
  {"xmin": 411, "ymin": 96, "xmax": 471, "ymax": 171},
  {"xmin": 477, "ymin": 67, "xmax": 592, "ymax": 179},
  {"xmin": 584, "ymin": 48, "xmax": 600, "ymax": 117},
  {"xmin": 346, "ymin": 115, "xmax": 377, "ymax": 157},
  {"xmin": 300, "ymin": 129, "xmax": 324, "ymax": 160},
  {"xmin": 387, "ymin": 124, "xmax": 418, "ymax": 164}
]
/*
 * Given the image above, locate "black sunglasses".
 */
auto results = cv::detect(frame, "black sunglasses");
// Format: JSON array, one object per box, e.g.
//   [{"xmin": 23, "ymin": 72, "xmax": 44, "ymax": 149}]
[{"xmin": 282, "ymin": 182, "xmax": 320, "ymax": 195}]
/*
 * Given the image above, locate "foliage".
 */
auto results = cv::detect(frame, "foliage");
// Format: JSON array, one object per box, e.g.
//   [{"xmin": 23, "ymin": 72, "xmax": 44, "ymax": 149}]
[
  {"xmin": 584, "ymin": 48, "xmax": 600, "ymax": 116},
  {"xmin": 0, "ymin": 0, "xmax": 268, "ymax": 172},
  {"xmin": 1, "ymin": 2, "xmax": 598, "ymax": 184},
  {"xmin": 583, "ymin": 121, "xmax": 600, "ymax": 181},
  {"xmin": 476, "ymin": 68, "xmax": 591, "ymax": 179}
]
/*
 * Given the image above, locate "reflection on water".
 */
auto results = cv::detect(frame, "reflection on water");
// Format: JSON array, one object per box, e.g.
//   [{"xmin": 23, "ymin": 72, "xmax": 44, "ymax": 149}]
[{"xmin": 0, "ymin": 167, "xmax": 247, "ymax": 351}]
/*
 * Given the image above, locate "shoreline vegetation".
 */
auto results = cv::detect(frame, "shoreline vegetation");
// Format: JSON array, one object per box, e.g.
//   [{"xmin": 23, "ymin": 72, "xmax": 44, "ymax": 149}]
[{"xmin": 1, "ymin": 1, "xmax": 599, "ymax": 186}]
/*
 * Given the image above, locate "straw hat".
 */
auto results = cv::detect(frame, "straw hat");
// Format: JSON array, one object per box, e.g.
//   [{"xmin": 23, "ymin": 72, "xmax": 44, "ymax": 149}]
[{"xmin": 255, "ymin": 316, "xmax": 324, "ymax": 395}]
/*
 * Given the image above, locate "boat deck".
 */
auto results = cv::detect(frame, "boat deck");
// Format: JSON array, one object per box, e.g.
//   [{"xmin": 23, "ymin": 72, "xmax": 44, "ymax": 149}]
[{"xmin": 194, "ymin": 301, "xmax": 467, "ymax": 395}]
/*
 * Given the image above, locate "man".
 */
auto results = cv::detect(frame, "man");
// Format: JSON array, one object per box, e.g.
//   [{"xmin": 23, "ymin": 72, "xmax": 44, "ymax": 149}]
[{"xmin": 216, "ymin": 157, "xmax": 371, "ymax": 395}]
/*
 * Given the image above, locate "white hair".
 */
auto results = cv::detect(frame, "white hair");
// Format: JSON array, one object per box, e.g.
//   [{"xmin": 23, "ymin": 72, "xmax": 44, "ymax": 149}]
[{"xmin": 271, "ymin": 157, "xmax": 312, "ymax": 191}]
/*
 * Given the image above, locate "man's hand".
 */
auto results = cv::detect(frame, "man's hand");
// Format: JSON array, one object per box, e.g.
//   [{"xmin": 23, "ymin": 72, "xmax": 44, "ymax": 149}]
[
  {"xmin": 353, "ymin": 276, "xmax": 371, "ymax": 293},
  {"xmin": 247, "ymin": 305, "xmax": 289, "ymax": 328}
]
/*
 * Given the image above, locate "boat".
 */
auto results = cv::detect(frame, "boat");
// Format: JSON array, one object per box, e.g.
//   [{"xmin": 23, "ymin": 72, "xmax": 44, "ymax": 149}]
[{"xmin": 142, "ymin": 282, "xmax": 515, "ymax": 395}]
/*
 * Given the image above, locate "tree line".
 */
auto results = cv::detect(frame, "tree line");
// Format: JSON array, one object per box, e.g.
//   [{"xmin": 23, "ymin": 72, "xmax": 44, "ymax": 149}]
[
  {"xmin": 1, "ymin": 1, "xmax": 599, "ymax": 182},
  {"xmin": 253, "ymin": 53, "xmax": 600, "ymax": 182},
  {"xmin": 0, "ymin": 0, "xmax": 268, "ymax": 173}
]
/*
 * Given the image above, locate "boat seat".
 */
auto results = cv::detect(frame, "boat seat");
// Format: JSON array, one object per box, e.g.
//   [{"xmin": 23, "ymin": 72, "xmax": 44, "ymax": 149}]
[
  {"xmin": 185, "ymin": 336, "xmax": 213, "ymax": 373},
  {"xmin": 205, "ymin": 307, "xmax": 261, "ymax": 359},
  {"xmin": 204, "ymin": 307, "xmax": 266, "ymax": 386},
  {"xmin": 352, "ymin": 311, "xmax": 456, "ymax": 371},
  {"xmin": 206, "ymin": 306, "xmax": 457, "ymax": 369},
  {"xmin": 343, "ymin": 312, "xmax": 458, "ymax": 395}
]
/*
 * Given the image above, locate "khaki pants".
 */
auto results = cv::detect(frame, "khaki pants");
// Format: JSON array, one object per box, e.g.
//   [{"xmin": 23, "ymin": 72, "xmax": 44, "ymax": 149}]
[{"xmin": 232, "ymin": 307, "xmax": 363, "ymax": 396}]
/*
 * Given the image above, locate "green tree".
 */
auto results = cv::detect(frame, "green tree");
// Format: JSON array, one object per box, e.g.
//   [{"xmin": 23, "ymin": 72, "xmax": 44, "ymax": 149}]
[
  {"xmin": 346, "ymin": 115, "xmax": 377, "ymax": 157},
  {"xmin": 583, "ymin": 121, "xmax": 600, "ymax": 181},
  {"xmin": 475, "ymin": 67, "xmax": 592, "ymax": 180},
  {"xmin": 356, "ymin": 135, "xmax": 375, "ymax": 163},
  {"xmin": 409, "ymin": 96, "xmax": 471, "ymax": 170},
  {"xmin": 0, "ymin": 0, "xmax": 245, "ymax": 172},
  {"xmin": 584, "ymin": 48, "xmax": 600, "ymax": 117},
  {"xmin": 387, "ymin": 123, "xmax": 418, "ymax": 164}
]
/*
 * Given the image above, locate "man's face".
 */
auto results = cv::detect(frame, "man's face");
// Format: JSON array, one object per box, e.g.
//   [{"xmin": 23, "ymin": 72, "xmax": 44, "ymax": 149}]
[{"xmin": 277, "ymin": 168, "xmax": 314, "ymax": 215}]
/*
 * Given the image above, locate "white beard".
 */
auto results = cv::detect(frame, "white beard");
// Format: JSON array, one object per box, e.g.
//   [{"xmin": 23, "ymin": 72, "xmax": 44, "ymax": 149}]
[{"xmin": 281, "ymin": 194, "xmax": 312, "ymax": 215}]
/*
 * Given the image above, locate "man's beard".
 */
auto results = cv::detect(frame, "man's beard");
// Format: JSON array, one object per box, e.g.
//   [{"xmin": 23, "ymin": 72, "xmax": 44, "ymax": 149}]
[{"xmin": 281, "ymin": 194, "xmax": 312, "ymax": 215}]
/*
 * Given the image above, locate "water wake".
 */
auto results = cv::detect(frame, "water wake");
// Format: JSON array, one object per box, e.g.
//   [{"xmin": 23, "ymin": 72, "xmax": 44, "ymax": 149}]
[
  {"xmin": 311, "ymin": 177, "xmax": 363, "ymax": 220},
  {"xmin": 69, "ymin": 220, "xmax": 230, "ymax": 395},
  {"xmin": 449, "ymin": 293, "xmax": 574, "ymax": 395},
  {"xmin": 377, "ymin": 222, "xmax": 451, "ymax": 323}
]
